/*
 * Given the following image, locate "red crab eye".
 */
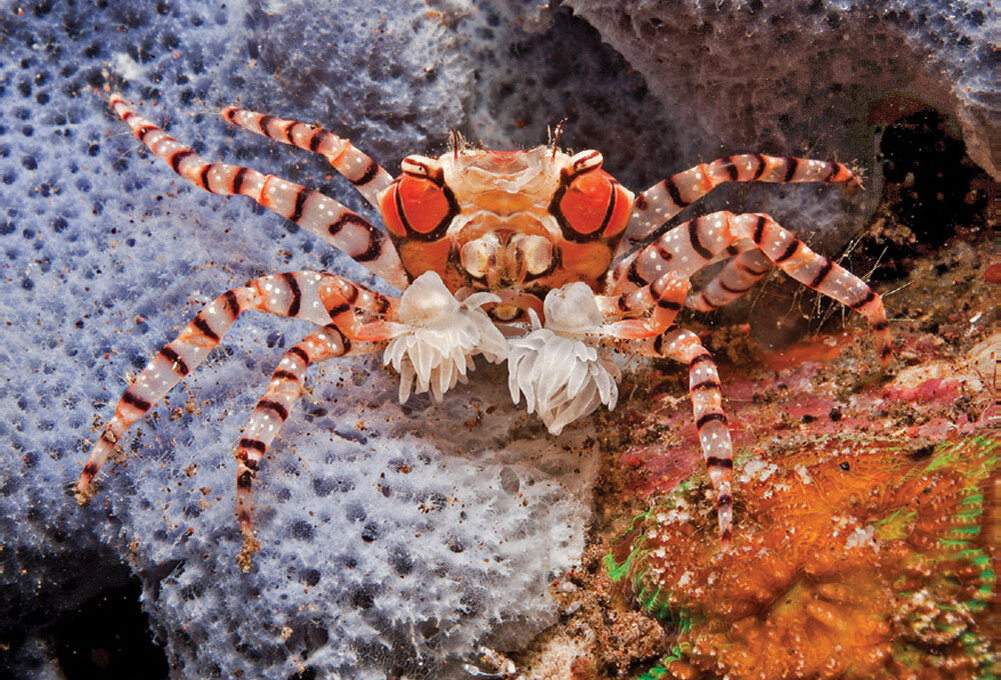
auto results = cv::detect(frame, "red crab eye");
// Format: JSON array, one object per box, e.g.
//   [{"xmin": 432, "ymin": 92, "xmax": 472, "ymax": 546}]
[
  {"xmin": 552, "ymin": 169, "xmax": 632, "ymax": 242},
  {"xmin": 380, "ymin": 174, "xmax": 457, "ymax": 241}
]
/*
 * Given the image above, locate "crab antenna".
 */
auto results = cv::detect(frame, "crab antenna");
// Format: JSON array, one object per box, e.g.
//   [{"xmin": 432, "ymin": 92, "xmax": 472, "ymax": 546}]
[
  {"xmin": 551, "ymin": 118, "xmax": 568, "ymax": 160},
  {"xmin": 450, "ymin": 128, "xmax": 460, "ymax": 160}
]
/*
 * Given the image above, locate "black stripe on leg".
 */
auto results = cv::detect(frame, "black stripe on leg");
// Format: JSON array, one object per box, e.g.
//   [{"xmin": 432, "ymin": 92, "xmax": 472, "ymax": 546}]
[
  {"xmin": 257, "ymin": 399, "xmax": 289, "ymax": 421},
  {"xmin": 353, "ymin": 233, "xmax": 385, "ymax": 263},
  {"xmin": 691, "ymin": 379, "xmax": 721, "ymax": 392},
  {"xmin": 327, "ymin": 302, "xmax": 351, "ymax": 318},
  {"xmin": 289, "ymin": 187, "xmax": 308, "ymax": 223},
  {"xmin": 627, "ymin": 260, "xmax": 648, "ymax": 287},
  {"xmin": 192, "ymin": 315, "xmax": 220, "ymax": 342},
  {"xmin": 808, "ymin": 257, "xmax": 834, "ymax": 289},
  {"xmin": 782, "ymin": 157, "xmax": 799, "ymax": 182},
  {"xmin": 664, "ymin": 177, "xmax": 689, "ymax": 208},
  {"xmin": 822, "ymin": 162, "xmax": 839, "ymax": 182},
  {"xmin": 122, "ymin": 390, "xmax": 152, "ymax": 412},
  {"xmin": 688, "ymin": 218, "xmax": 713, "ymax": 260},
  {"xmin": 752, "ymin": 215, "xmax": 767, "ymax": 244},
  {"xmin": 350, "ymin": 159, "xmax": 379, "ymax": 187},
  {"xmin": 257, "ymin": 114, "xmax": 276, "ymax": 135},
  {"xmin": 705, "ymin": 456, "xmax": 734, "ymax": 469},
  {"xmin": 773, "ymin": 239, "xmax": 799, "ymax": 264},
  {"xmin": 719, "ymin": 280, "xmax": 752, "ymax": 295},
  {"xmin": 239, "ymin": 438, "xmax": 267, "ymax": 454},
  {"xmin": 169, "ymin": 149, "xmax": 197, "ymax": 174},
  {"xmin": 689, "ymin": 353, "xmax": 713, "ymax": 368},
  {"xmin": 721, "ymin": 157, "xmax": 739, "ymax": 181},
  {"xmin": 223, "ymin": 290, "xmax": 241, "ymax": 319},
  {"xmin": 657, "ymin": 298, "xmax": 682, "ymax": 310},
  {"xmin": 737, "ymin": 259, "xmax": 770, "ymax": 277},
  {"xmin": 272, "ymin": 370, "xmax": 300, "ymax": 382},
  {"xmin": 850, "ymin": 289, "xmax": 876, "ymax": 311},
  {"xmin": 327, "ymin": 212, "xmax": 372, "ymax": 237},
  {"xmin": 655, "ymin": 244, "xmax": 674, "ymax": 261},
  {"xmin": 751, "ymin": 154, "xmax": 767, "ymax": 180},
  {"xmin": 198, "ymin": 164, "xmax": 213, "ymax": 191},
  {"xmin": 322, "ymin": 323, "xmax": 351, "ymax": 355},
  {"xmin": 283, "ymin": 122, "xmax": 299, "ymax": 145},
  {"xmin": 232, "ymin": 166, "xmax": 248, "ymax": 195},
  {"xmin": 282, "ymin": 272, "xmax": 302, "ymax": 317},
  {"xmin": 288, "ymin": 346, "xmax": 309, "ymax": 364},
  {"xmin": 237, "ymin": 470, "xmax": 253, "ymax": 488},
  {"xmin": 159, "ymin": 346, "xmax": 190, "ymax": 376},
  {"xmin": 308, "ymin": 128, "xmax": 325, "ymax": 152},
  {"xmin": 696, "ymin": 412, "xmax": 727, "ymax": 429}
]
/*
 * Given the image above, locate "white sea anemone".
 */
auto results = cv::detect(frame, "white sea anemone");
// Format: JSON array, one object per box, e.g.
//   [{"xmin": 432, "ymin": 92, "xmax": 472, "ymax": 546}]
[
  {"xmin": 507, "ymin": 283, "xmax": 620, "ymax": 435},
  {"xmin": 384, "ymin": 272, "xmax": 507, "ymax": 403}
]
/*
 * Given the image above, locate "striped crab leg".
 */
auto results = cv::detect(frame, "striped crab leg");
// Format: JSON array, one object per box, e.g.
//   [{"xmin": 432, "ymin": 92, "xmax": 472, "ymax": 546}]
[
  {"xmin": 76, "ymin": 271, "xmax": 392, "ymax": 503},
  {"xmin": 236, "ymin": 324, "xmax": 383, "ymax": 571},
  {"xmin": 109, "ymin": 95, "xmax": 407, "ymax": 289},
  {"xmin": 687, "ymin": 245, "xmax": 773, "ymax": 312},
  {"xmin": 596, "ymin": 270, "xmax": 691, "ymax": 339},
  {"xmin": 621, "ymin": 328, "xmax": 735, "ymax": 542},
  {"xmin": 221, "ymin": 106, "xmax": 392, "ymax": 210},
  {"xmin": 611, "ymin": 211, "xmax": 892, "ymax": 363},
  {"xmin": 614, "ymin": 154, "xmax": 860, "ymax": 258}
]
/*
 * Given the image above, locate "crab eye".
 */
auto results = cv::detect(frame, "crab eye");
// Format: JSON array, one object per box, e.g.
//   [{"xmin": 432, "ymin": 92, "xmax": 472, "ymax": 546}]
[
  {"xmin": 551, "ymin": 167, "xmax": 633, "ymax": 242},
  {"xmin": 380, "ymin": 171, "xmax": 457, "ymax": 241}
]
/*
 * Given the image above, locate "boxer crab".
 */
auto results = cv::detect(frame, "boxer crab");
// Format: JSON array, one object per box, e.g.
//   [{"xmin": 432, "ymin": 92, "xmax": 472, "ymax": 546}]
[{"xmin": 77, "ymin": 96, "xmax": 891, "ymax": 568}]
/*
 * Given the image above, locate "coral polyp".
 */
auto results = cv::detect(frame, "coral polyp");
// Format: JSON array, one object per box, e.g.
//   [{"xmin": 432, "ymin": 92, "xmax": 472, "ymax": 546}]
[{"xmin": 608, "ymin": 435, "xmax": 999, "ymax": 680}]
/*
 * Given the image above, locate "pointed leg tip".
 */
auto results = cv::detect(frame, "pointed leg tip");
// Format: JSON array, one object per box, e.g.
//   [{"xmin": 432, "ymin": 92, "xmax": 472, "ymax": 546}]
[
  {"xmin": 73, "ymin": 480, "xmax": 93, "ymax": 506},
  {"xmin": 237, "ymin": 535, "xmax": 261, "ymax": 573},
  {"xmin": 878, "ymin": 347, "xmax": 894, "ymax": 368}
]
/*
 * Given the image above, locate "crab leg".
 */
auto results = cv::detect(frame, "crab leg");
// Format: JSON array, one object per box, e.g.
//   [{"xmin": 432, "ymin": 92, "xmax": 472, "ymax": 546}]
[
  {"xmin": 614, "ymin": 154, "xmax": 859, "ymax": 258},
  {"xmin": 688, "ymin": 247, "xmax": 773, "ymax": 312},
  {"xmin": 76, "ymin": 271, "xmax": 392, "ymax": 502},
  {"xmin": 109, "ymin": 96, "xmax": 407, "ymax": 289},
  {"xmin": 619, "ymin": 328, "xmax": 734, "ymax": 541},
  {"xmin": 596, "ymin": 270, "xmax": 690, "ymax": 338},
  {"xmin": 221, "ymin": 107, "xmax": 393, "ymax": 209},
  {"xmin": 611, "ymin": 211, "xmax": 891, "ymax": 362},
  {"xmin": 236, "ymin": 324, "xmax": 385, "ymax": 571}
]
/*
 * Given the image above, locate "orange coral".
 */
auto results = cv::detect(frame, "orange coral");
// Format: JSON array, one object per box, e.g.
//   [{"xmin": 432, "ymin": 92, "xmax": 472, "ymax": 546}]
[{"xmin": 608, "ymin": 435, "xmax": 999, "ymax": 680}]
